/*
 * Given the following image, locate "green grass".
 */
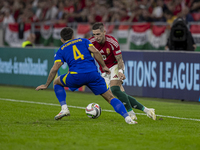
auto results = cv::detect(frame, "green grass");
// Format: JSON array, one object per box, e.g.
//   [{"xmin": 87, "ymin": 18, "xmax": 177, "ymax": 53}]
[{"xmin": 0, "ymin": 85, "xmax": 200, "ymax": 150}]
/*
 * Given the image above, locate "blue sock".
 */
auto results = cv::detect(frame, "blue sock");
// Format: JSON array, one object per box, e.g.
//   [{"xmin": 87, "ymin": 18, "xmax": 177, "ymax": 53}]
[
  {"xmin": 54, "ymin": 85, "xmax": 66, "ymax": 106},
  {"xmin": 110, "ymin": 98, "xmax": 129, "ymax": 118}
]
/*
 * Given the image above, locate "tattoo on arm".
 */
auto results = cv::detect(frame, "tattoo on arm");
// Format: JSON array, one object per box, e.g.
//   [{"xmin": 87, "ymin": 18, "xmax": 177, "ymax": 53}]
[
  {"xmin": 45, "ymin": 62, "xmax": 63, "ymax": 87},
  {"xmin": 115, "ymin": 54, "xmax": 124, "ymax": 70}
]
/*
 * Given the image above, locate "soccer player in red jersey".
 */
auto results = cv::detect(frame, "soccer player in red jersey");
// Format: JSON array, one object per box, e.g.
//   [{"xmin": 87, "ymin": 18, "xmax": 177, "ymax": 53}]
[
  {"xmin": 36, "ymin": 27, "xmax": 137, "ymax": 124},
  {"xmin": 89, "ymin": 22, "xmax": 156, "ymax": 121}
]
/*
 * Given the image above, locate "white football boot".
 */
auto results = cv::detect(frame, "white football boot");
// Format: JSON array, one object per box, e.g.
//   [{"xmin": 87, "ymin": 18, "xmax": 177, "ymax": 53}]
[
  {"xmin": 146, "ymin": 108, "xmax": 156, "ymax": 120},
  {"xmin": 128, "ymin": 112, "xmax": 137, "ymax": 120},
  {"xmin": 125, "ymin": 116, "xmax": 138, "ymax": 124},
  {"xmin": 54, "ymin": 109, "xmax": 70, "ymax": 120}
]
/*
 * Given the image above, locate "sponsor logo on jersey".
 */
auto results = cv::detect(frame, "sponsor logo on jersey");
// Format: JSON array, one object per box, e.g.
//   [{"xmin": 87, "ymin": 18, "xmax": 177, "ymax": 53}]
[
  {"xmin": 113, "ymin": 75, "xmax": 118, "ymax": 78},
  {"xmin": 100, "ymin": 49, "xmax": 104, "ymax": 53},
  {"xmin": 106, "ymin": 48, "xmax": 110, "ymax": 55}
]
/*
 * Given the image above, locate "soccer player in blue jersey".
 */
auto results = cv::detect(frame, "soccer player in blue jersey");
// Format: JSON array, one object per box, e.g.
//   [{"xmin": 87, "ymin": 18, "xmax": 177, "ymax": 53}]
[{"xmin": 35, "ymin": 27, "xmax": 137, "ymax": 124}]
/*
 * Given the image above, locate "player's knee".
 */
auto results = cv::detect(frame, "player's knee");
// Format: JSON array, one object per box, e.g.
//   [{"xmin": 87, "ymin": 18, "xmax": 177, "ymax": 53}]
[
  {"xmin": 101, "ymin": 89, "xmax": 115, "ymax": 103},
  {"xmin": 110, "ymin": 86, "xmax": 121, "ymax": 96},
  {"xmin": 53, "ymin": 77, "xmax": 60, "ymax": 86}
]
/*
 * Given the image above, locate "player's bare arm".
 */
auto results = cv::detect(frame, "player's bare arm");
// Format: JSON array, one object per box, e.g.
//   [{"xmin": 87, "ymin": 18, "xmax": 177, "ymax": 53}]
[
  {"xmin": 35, "ymin": 62, "xmax": 63, "ymax": 91},
  {"xmin": 115, "ymin": 54, "xmax": 124, "ymax": 70},
  {"xmin": 115, "ymin": 54, "xmax": 126, "ymax": 80},
  {"xmin": 88, "ymin": 46, "xmax": 110, "ymax": 74}
]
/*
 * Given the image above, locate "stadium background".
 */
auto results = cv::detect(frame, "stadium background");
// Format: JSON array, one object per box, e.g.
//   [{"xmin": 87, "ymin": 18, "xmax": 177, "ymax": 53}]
[{"xmin": 0, "ymin": 0, "xmax": 200, "ymax": 102}]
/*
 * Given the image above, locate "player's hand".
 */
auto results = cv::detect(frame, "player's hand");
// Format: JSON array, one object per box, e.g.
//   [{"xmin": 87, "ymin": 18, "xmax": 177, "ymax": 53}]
[
  {"xmin": 102, "ymin": 66, "xmax": 111, "ymax": 74},
  {"xmin": 35, "ymin": 84, "xmax": 48, "ymax": 91},
  {"xmin": 118, "ymin": 72, "xmax": 126, "ymax": 80}
]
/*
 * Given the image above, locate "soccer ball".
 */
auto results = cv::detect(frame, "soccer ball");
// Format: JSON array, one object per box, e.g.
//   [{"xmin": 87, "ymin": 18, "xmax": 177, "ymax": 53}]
[{"xmin": 85, "ymin": 103, "xmax": 101, "ymax": 119}]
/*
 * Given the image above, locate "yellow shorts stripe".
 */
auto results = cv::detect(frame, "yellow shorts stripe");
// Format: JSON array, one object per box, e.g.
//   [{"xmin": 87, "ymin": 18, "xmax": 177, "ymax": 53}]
[
  {"xmin": 70, "ymin": 72, "xmax": 78, "ymax": 74},
  {"xmin": 62, "ymin": 72, "xmax": 69, "ymax": 85}
]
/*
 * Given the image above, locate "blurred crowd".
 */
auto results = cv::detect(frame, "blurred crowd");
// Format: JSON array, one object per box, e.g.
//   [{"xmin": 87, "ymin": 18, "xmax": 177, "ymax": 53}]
[{"xmin": 0, "ymin": 0, "xmax": 200, "ymax": 26}]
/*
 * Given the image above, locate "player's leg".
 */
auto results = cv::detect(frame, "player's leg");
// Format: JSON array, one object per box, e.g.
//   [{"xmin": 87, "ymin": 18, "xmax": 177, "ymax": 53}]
[
  {"xmin": 110, "ymin": 80, "xmax": 137, "ymax": 120},
  {"xmin": 102, "ymin": 65, "xmax": 137, "ymax": 120},
  {"xmin": 120, "ymin": 85, "xmax": 156, "ymax": 120},
  {"xmin": 53, "ymin": 74, "xmax": 70, "ymax": 120},
  {"xmin": 101, "ymin": 89, "xmax": 137, "ymax": 124},
  {"xmin": 87, "ymin": 71, "xmax": 137, "ymax": 124}
]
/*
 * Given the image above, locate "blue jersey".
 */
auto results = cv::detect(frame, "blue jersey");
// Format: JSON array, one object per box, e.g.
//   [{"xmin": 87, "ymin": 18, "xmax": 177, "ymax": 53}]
[{"xmin": 54, "ymin": 38, "xmax": 98, "ymax": 73}]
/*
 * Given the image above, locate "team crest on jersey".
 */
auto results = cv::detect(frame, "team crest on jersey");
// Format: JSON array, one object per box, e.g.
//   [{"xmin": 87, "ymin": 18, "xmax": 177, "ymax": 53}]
[{"xmin": 106, "ymin": 48, "xmax": 110, "ymax": 55}]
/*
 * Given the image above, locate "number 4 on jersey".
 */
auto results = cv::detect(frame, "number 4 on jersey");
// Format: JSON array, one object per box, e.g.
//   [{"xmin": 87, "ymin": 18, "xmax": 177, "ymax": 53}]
[{"xmin": 73, "ymin": 45, "xmax": 84, "ymax": 60}]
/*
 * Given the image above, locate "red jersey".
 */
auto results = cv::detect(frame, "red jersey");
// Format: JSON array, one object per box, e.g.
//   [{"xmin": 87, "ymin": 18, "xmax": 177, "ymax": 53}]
[{"xmin": 89, "ymin": 35, "xmax": 121, "ymax": 73}]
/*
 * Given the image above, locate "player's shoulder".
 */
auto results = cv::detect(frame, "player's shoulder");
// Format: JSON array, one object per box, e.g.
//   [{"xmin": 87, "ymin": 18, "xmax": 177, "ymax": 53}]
[
  {"xmin": 105, "ymin": 35, "xmax": 119, "ymax": 47},
  {"xmin": 105, "ymin": 35, "xmax": 118, "ymax": 42},
  {"xmin": 74, "ymin": 37, "xmax": 87, "ymax": 43}
]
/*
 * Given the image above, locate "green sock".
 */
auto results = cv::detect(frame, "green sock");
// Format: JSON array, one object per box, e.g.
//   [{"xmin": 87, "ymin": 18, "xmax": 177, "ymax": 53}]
[
  {"xmin": 110, "ymin": 86, "xmax": 132, "ymax": 112},
  {"xmin": 123, "ymin": 91, "xmax": 144, "ymax": 111}
]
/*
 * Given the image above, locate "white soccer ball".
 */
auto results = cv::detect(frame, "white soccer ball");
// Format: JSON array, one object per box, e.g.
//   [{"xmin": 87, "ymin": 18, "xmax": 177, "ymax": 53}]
[{"xmin": 85, "ymin": 103, "xmax": 101, "ymax": 119}]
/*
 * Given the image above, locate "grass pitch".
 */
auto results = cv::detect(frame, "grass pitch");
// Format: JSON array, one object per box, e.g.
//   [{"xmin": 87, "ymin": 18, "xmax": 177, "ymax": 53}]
[{"xmin": 0, "ymin": 85, "xmax": 200, "ymax": 150}]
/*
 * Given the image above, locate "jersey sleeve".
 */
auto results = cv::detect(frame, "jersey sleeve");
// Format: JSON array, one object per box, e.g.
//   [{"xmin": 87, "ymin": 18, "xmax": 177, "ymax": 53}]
[
  {"xmin": 84, "ymin": 38, "xmax": 94, "ymax": 48},
  {"xmin": 54, "ymin": 49, "xmax": 64, "ymax": 63},
  {"xmin": 110, "ymin": 37, "xmax": 121, "ymax": 56}
]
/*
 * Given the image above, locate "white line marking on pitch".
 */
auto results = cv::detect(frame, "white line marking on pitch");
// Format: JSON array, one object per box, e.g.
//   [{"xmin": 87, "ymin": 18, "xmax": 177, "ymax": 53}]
[{"xmin": 1, "ymin": 98, "xmax": 200, "ymax": 122}]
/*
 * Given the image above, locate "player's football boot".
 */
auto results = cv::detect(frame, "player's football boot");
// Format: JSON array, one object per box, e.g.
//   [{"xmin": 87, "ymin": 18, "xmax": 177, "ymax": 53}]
[
  {"xmin": 54, "ymin": 109, "xmax": 70, "ymax": 120},
  {"xmin": 146, "ymin": 108, "xmax": 156, "ymax": 120},
  {"xmin": 128, "ymin": 112, "xmax": 137, "ymax": 120},
  {"xmin": 125, "ymin": 116, "xmax": 138, "ymax": 124}
]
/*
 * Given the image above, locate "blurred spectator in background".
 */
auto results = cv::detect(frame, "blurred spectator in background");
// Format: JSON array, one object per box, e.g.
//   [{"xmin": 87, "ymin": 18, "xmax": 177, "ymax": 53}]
[
  {"xmin": 167, "ymin": 0, "xmax": 187, "ymax": 17},
  {"xmin": 74, "ymin": 7, "xmax": 89, "ymax": 22},
  {"xmin": 64, "ymin": 0, "xmax": 75, "ymax": 13},
  {"xmin": 57, "ymin": 12, "xmax": 69, "ymax": 24},
  {"xmin": 1, "ymin": 1, "xmax": 10, "ymax": 14},
  {"xmin": 95, "ymin": 3, "xmax": 109, "ymax": 22},
  {"xmin": 45, "ymin": 0, "xmax": 58, "ymax": 21},
  {"xmin": 152, "ymin": 0, "xmax": 167, "ymax": 22},
  {"xmin": 17, "ymin": 1, "xmax": 35, "ymax": 24},
  {"xmin": 0, "ymin": 0, "xmax": 199, "ymax": 25},
  {"xmin": 139, "ymin": 8, "xmax": 153, "ymax": 22},
  {"xmin": 35, "ymin": 1, "xmax": 48, "ymax": 21},
  {"xmin": 110, "ymin": 7, "xmax": 130, "ymax": 23},
  {"xmin": 164, "ymin": 10, "xmax": 177, "ymax": 25},
  {"xmin": 2, "ymin": 9, "xmax": 15, "ymax": 26},
  {"xmin": 179, "ymin": 6, "xmax": 194, "ymax": 23},
  {"xmin": 0, "ymin": 12, "xmax": 4, "ymax": 23},
  {"xmin": 173, "ymin": 0, "xmax": 184, "ymax": 16},
  {"xmin": 185, "ymin": 0, "xmax": 193, "ymax": 8},
  {"xmin": 190, "ymin": 0, "xmax": 200, "ymax": 12},
  {"xmin": 128, "ymin": 7, "xmax": 142, "ymax": 22},
  {"xmin": 56, "ymin": 1, "xmax": 65, "ymax": 20},
  {"xmin": 87, "ymin": 13, "xmax": 96, "ymax": 24},
  {"xmin": 74, "ymin": 0, "xmax": 85, "ymax": 13},
  {"xmin": 12, "ymin": 0, "xmax": 25, "ymax": 22},
  {"xmin": 63, "ymin": 0, "xmax": 75, "ymax": 22},
  {"xmin": 21, "ymin": 33, "xmax": 36, "ymax": 47}
]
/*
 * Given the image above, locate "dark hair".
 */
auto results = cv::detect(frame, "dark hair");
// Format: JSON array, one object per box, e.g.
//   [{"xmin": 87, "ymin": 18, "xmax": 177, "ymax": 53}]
[
  {"xmin": 92, "ymin": 22, "xmax": 104, "ymax": 31},
  {"xmin": 60, "ymin": 27, "xmax": 74, "ymax": 41}
]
